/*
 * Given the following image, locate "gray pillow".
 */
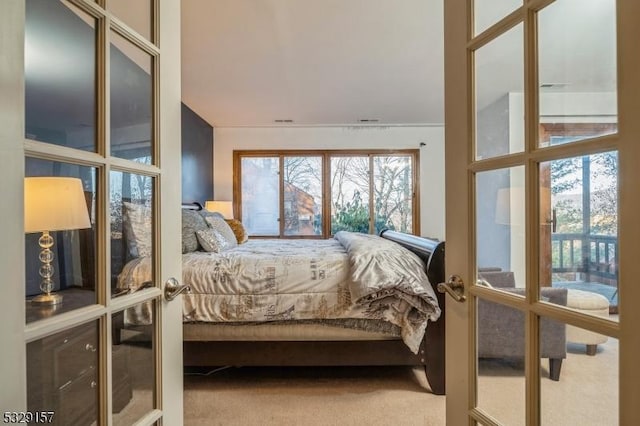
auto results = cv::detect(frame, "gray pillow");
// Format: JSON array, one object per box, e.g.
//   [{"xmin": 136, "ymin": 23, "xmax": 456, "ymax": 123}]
[
  {"xmin": 123, "ymin": 202, "xmax": 152, "ymax": 258},
  {"xmin": 196, "ymin": 228, "xmax": 231, "ymax": 253},
  {"xmin": 203, "ymin": 216, "xmax": 238, "ymax": 249},
  {"xmin": 198, "ymin": 210, "xmax": 225, "ymax": 222},
  {"xmin": 181, "ymin": 209, "xmax": 208, "ymax": 253}
]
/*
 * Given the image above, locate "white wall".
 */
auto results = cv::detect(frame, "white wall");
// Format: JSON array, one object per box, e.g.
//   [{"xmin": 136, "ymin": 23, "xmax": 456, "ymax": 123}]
[{"xmin": 213, "ymin": 126, "xmax": 446, "ymax": 240}]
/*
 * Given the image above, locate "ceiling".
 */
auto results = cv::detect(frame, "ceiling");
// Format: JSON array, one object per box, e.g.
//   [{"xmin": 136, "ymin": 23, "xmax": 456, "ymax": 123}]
[
  {"xmin": 181, "ymin": 0, "xmax": 617, "ymax": 128},
  {"xmin": 180, "ymin": 0, "xmax": 445, "ymax": 127}
]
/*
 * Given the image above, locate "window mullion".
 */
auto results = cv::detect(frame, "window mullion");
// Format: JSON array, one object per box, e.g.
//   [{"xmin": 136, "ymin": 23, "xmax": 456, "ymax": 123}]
[
  {"xmin": 369, "ymin": 155, "xmax": 374, "ymax": 234},
  {"xmin": 323, "ymin": 153, "xmax": 331, "ymax": 238},
  {"xmin": 279, "ymin": 156, "xmax": 285, "ymax": 238},
  {"xmin": 413, "ymin": 154, "xmax": 420, "ymax": 235}
]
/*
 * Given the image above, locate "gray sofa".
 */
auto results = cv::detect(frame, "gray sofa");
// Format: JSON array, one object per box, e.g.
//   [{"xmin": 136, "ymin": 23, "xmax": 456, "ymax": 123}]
[{"xmin": 478, "ymin": 270, "xmax": 567, "ymax": 381}]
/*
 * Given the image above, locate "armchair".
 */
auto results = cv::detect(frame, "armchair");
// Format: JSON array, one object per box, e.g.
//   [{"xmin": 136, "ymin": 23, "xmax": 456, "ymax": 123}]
[{"xmin": 477, "ymin": 270, "xmax": 567, "ymax": 381}]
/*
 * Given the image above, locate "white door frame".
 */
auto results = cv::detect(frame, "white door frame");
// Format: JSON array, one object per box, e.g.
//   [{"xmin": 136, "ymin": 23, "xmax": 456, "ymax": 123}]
[
  {"xmin": 443, "ymin": 1, "xmax": 472, "ymax": 424},
  {"xmin": 158, "ymin": 0, "xmax": 184, "ymax": 424},
  {"xmin": 444, "ymin": 0, "xmax": 640, "ymax": 424},
  {"xmin": 0, "ymin": 0, "xmax": 28, "ymax": 413}
]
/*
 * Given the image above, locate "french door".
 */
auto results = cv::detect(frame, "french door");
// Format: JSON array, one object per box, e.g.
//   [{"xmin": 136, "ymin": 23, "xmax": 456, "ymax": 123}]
[
  {"xmin": 0, "ymin": 0, "xmax": 184, "ymax": 424},
  {"xmin": 444, "ymin": 0, "xmax": 640, "ymax": 424}
]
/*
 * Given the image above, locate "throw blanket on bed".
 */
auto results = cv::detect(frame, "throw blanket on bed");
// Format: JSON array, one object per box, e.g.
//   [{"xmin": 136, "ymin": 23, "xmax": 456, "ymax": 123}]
[
  {"xmin": 117, "ymin": 232, "xmax": 440, "ymax": 353},
  {"xmin": 334, "ymin": 231, "xmax": 441, "ymax": 353}
]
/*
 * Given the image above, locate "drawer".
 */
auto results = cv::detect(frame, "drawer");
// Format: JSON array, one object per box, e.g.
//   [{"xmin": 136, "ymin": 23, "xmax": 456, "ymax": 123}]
[
  {"xmin": 56, "ymin": 368, "xmax": 98, "ymax": 426},
  {"xmin": 26, "ymin": 321, "xmax": 100, "ymax": 426},
  {"xmin": 52, "ymin": 324, "xmax": 98, "ymax": 388}
]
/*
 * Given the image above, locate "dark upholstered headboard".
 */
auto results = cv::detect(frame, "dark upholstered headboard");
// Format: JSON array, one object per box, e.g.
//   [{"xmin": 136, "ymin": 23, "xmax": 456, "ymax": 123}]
[{"xmin": 182, "ymin": 202, "xmax": 203, "ymax": 211}]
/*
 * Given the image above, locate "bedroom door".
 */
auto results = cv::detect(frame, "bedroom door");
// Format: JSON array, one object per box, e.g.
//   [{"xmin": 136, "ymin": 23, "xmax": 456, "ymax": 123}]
[
  {"xmin": 443, "ymin": 0, "xmax": 640, "ymax": 425},
  {"xmin": 0, "ymin": 0, "xmax": 184, "ymax": 424}
]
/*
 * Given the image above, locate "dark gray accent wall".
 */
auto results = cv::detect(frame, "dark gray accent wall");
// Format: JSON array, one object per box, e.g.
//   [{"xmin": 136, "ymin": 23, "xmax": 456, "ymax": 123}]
[{"xmin": 182, "ymin": 103, "xmax": 214, "ymax": 205}]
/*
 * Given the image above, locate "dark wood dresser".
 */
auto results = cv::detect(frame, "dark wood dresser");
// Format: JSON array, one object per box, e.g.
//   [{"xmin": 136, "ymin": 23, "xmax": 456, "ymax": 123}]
[{"xmin": 26, "ymin": 289, "xmax": 131, "ymax": 425}]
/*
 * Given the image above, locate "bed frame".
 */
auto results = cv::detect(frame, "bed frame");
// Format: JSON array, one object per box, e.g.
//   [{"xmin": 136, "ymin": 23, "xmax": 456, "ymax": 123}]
[{"xmin": 180, "ymin": 218, "xmax": 447, "ymax": 394}]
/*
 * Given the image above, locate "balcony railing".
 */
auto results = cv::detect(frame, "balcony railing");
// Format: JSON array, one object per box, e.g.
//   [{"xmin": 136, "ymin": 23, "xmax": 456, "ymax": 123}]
[{"xmin": 551, "ymin": 233, "xmax": 618, "ymax": 283}]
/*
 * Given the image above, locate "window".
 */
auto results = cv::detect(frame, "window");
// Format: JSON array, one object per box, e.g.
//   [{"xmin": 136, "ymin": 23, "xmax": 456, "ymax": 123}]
[
  {"xmin": 284, "ymin": 156, "xmax": 323, "ymax": 236},
  {"xmin": 235, "ymin": 150, "xmax": 419, "ymax": 238}
]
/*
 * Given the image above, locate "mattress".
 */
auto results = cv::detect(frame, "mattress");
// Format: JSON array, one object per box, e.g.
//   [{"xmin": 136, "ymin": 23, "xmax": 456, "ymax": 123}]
[{"xmin": 183, "ymin": 321, "xmax": 400, "ymax": 341}]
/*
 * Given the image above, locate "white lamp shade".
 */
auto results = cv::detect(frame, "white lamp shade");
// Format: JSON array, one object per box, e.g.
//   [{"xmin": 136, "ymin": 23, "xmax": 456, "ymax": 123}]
[
  {"xmin": 204, "ymin": 200, "xmax": 234, "ymax": 219},
  {"xmin": 25, "ymin": 177, "xmax": 92, "ymax": 233}
]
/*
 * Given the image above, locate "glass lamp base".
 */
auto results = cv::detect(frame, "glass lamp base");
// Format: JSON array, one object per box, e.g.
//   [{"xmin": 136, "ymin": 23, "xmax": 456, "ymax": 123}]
[{"xmin": 31, "ymin": 292, "xmax": 63, "ymax": 306}]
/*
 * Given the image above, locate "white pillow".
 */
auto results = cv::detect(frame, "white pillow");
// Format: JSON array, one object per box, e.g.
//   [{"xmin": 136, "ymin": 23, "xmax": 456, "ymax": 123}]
[
  {"xmin": 196, "ymin": 228, "xmax": 230, "ymax": 253},
  {"xmin": 203, "ymin": 216, "xmax": 238, "ymax": 249}
]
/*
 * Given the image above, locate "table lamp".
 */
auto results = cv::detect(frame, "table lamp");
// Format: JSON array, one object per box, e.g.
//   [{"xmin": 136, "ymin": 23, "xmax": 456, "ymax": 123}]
[
  {"xmin": 25, "ymin": 177, "xmax": 91, "ymax": 305},
  {"xmin": 204, "ymin": 200, "xmax": 234, "ymax": 219}
]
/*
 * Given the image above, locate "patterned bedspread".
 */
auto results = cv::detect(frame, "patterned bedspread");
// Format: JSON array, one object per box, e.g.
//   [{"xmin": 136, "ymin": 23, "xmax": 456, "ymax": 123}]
[{"xmin": 117, "ymin": 232, "xmax": 440, "ymax": 353}]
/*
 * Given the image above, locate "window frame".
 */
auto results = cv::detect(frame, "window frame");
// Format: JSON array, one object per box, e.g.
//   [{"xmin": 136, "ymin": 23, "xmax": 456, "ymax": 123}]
[{"xmin": 233, "ymin": 149, "xmax": 420, "ymax": 238}]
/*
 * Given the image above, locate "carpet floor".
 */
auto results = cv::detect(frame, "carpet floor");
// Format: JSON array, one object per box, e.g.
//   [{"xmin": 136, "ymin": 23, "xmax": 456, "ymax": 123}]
[
  {"xmin": 183, "ymin": 337, "xmax": 618, "ymax": 426},
  {"xmin": 184, "ymin": 365, "xmax": 444, "ymax": 426}
]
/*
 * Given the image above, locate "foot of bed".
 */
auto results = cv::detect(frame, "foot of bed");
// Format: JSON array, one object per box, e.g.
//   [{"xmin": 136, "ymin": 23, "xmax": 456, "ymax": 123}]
[
  {"xmin": 424, "ymin": 365, "xmax": 445, "ymax": 395},
  {"xmin": 423, "ymin": 289, "xmax": 446, "ymax": 395}
]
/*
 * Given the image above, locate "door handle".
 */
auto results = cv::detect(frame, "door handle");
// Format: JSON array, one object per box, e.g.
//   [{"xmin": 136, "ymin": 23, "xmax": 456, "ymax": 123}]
[
  {"xmin": 164, "ymin": 277, "xmax": 190, "ymax": 301},
  {"xmin": 543, "ymin": 208, "xmax": 557, "ymax": 233},
  {"xmin": 437, "ymin": 275, "xmax": 466, "ymax": 302}
]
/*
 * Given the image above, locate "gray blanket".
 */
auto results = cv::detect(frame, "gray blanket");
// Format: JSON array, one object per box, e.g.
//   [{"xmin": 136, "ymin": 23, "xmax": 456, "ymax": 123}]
[{"xmin": 334, "ymin": 231, "xmax": 441, "ymax": 353}]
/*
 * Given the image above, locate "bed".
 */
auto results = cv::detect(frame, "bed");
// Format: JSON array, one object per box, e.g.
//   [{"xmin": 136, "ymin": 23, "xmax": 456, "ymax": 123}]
[{"xmin": 117, "ymin": 203, "xmax": 447, "ymax": 394}]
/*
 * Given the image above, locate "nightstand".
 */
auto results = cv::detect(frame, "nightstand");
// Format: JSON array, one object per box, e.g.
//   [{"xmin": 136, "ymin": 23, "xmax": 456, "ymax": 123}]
[{"xmin": 26, "ymin": 288, "xmax": 132, "ymax": 425}]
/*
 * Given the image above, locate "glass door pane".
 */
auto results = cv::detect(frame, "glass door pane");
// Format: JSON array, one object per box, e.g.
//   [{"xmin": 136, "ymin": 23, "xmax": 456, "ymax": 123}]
[
  {"xmin": 538, "ymin": 0, "xmax": 617, "ymax": 147},
  {"xmin": 109, "ymin": 0, "xmax": 154, "ymax": 42},
  {"xmin": 27, "ymin": 321, "xmax": 100, "ymax": 426},
  {"xmin": 475, "ymin": 24, "xmax": 525, "ymax": 160},
  {"xmin": 540, "ymin": 330, "xmax": 618, "ymax": 424},
  {"xmin": 112, "ymin": 303, "xmax": 156, "ymax": 425},
  {"xmin": 474, "ymin": 0, "xmax": 522, "ymax": 35},
  {"xmin": 477, "ymin": 299, "xmax": 526, "ymax": 426},
  {"xmin": 25, "ymin": 158, "xmax": 97, "ymax": 322},
  {"xmin": 110, "ymin": 171, "xmax": 154, "ymax": 298},
  {"xmin": 110, "ymin": 30, "xmax": 154, "ymax": 163},
  {"xmin": 476, "ymin": 166, "xmax": 526, "ymax": 291},
  {"xmin": 539, "ymin": 152, "xmax": 618, "ymax": 318},
  {"xmin": 25, "ymin": 0, "xmax": 97, "ymax": 151}
]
